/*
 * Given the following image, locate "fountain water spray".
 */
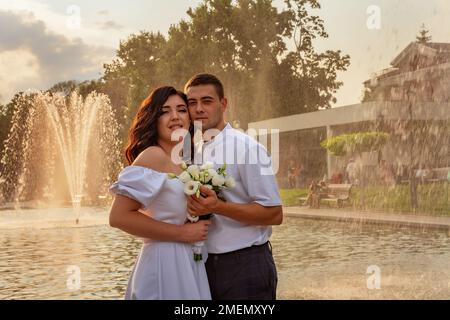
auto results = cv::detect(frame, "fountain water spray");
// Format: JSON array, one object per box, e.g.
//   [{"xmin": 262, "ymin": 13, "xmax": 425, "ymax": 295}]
[{"xmin": 0, "ymin": 91, "xmax": 122, "ymax": 222}]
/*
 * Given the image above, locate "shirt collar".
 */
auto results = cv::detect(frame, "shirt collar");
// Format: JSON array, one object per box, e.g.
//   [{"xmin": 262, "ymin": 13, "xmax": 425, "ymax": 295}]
[{"xmin": 202, "ymin": 122, "xmax": 232, "ymax": 147}]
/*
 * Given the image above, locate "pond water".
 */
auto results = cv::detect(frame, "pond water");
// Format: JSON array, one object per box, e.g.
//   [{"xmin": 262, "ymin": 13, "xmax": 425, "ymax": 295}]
[{"xmin": 0, "ymin": 210, "xmax": 449, "ymax": 299}]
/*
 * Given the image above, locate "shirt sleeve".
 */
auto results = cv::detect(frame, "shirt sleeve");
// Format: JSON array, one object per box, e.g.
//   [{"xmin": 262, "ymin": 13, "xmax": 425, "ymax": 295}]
[
  {"xmin": 109, "ymin": 166, "xmax": 166, "ymax": 208},
  {"xmin": 237, "ymin": 143, "xmax": 282, "ymax": 207}
]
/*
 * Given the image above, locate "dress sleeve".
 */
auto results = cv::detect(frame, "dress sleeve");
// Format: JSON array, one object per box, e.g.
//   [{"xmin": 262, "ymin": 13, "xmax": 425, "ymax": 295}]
[{"xmin": 109, "ymin": 166, "xmax": 166, "ymax": 208}]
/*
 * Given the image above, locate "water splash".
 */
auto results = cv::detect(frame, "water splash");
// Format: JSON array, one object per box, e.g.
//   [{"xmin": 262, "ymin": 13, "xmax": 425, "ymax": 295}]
[{"xmin": 0, "ymin": 91, "xmax": 122, "ymax": 211}]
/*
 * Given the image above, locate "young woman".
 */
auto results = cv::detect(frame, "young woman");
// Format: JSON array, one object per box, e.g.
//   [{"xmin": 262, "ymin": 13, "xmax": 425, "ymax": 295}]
[{"xmin": 109, "ymin": 86, "xmax": 211, "ymax": 299}]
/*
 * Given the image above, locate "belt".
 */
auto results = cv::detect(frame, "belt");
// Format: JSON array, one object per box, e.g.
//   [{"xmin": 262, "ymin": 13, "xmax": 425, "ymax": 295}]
[{"xmin": 209, "ymin": 241, "xmax": 271, "ymax": 257}]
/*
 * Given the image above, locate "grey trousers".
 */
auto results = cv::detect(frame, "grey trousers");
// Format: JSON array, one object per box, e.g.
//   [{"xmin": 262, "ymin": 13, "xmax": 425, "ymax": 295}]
[{"xmin": 205, "ymin": 242, "xmax": 278, "ymax": 300}]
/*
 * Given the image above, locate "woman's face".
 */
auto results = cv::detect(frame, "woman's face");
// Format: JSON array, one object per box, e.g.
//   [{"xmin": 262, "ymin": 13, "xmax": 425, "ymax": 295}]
[{"xmin": 156, "ymin": 94, "xmax": 190, "ymax": 143}]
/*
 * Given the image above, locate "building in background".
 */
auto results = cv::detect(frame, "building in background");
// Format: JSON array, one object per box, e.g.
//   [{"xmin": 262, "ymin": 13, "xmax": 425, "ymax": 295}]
[
  {"xmin": 363, "ymin": 42, "xmax": 450, "ymax": 103},
  {"xmin": 249, "ymin": 42, "xmax": 450, "ymax": 188}
]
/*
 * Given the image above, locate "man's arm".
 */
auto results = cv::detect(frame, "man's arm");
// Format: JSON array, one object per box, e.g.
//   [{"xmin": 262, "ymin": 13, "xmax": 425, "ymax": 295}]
[
  {"xmin": 215, "ymin": 200, "xmax": 283, "ymax": 226},
  {"xmin": 187, "ymin": 186, "xmax": 283, "ymax": 226}
]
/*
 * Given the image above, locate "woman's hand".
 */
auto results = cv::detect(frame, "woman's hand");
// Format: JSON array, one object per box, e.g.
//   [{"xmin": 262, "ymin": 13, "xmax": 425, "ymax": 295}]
[{"xmin": 179, "ymin": 220, "xmax": 211, "ymax": 243}]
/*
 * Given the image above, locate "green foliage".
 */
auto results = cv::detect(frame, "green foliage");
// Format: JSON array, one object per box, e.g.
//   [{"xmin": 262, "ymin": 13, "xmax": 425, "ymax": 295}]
[
  {"xmin": 102, "ymin": 0, "xmax": 350, "ymax": 127},
  {"xmin": 1, "ymin": 0, "xmax": 351, "ymax": 150},
  {"xmin": 0, "ymin": 93, "xmax": 31, "ymax": 158},
  {"xmin": 48, "ymin": 80, "xmax": 105, "ymax": 98},
  {"xmin": 0, "ymin": 103, "xmax": 12, "ymax": 155},
  {"xmin": 281, "ymin": 184, "xmax": 450, "ymax": 216},
  {"xmin": 320, "ymin": 132, "xmax": 389, "ymax": 156},
  {"xmin": 103, "ymin": 32, "xmax": 167, "ymax": 126},
  {"xmin": 48, "ymin": 80, "xmax": 79, "ymax": 96},
  {"xmin": 279, "ymin": 188, "xmax": 309, "ymax": 206},
  {"xmin": 351, "ymin": 184, "xmax": 450, "ymax": 215}
]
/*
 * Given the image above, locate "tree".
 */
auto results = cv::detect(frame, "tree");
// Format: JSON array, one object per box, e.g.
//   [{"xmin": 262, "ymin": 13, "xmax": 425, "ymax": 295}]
[
  {"xmin": 272, "ymin": 0, "xmax": 350, "ymax": 116},
  {"xmin": 416, "ymin": 23, "xmax": 432, "ymax": 44},
  {"xmin": 103, "ymin": 0, "xmax": 350, "ymax": 128},
  {"xmin": 103, "ymin": 32, "xmax": 167, "ymax": 128},
  {"xmin": 0, "ymin": 102, "xmax": 13, "ymax": 157},
  {"xmin": 0, "ymin": 92, "xmax": 38, "ymax": 202},
  {"xmin": 163, "ymin": 0, "xmax": 289, "ymax": 124},
  {"xmin": 48, "ymin": 80, "xmax": 79, "ymax": 96}
]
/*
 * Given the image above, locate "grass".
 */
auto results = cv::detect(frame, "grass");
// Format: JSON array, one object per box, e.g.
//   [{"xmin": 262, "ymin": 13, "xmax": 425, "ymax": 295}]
[
  {"xmin": 279, "ymin": 188, "xmax": 309, "ymax": 207},
  {"xmin": 280, "ymin": 182, "xmax": 450, "ymax": 216}
]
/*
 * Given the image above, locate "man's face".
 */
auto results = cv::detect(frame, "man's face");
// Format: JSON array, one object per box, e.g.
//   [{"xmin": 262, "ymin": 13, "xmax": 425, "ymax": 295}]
[{"xmin": 186, "ymin": 84, "xmax": 227, "ymax": 131}]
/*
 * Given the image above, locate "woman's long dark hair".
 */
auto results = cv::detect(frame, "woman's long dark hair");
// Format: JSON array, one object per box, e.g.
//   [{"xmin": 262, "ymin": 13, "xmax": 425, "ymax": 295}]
[{"xmin": 124, "ymin": 86, "xmax": 188, "ymax": 165}]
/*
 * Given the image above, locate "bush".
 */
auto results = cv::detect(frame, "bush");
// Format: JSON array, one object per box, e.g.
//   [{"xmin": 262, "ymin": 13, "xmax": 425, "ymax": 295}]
[{"xmin": 321, "ymin": 132, "xmax": 389, "ymax": 156}]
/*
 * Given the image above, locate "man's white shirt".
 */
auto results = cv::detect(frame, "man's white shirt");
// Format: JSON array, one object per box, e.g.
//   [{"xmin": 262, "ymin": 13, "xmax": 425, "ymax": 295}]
[{"xmin": 195, "ymin": 123, "xmax": 282, "ymax": 254}]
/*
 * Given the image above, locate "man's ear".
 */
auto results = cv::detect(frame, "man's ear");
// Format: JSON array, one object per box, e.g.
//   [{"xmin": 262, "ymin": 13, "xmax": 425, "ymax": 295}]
[{"xmin": 220, "ymin": 97, "xmax": 228, "ymax": 112}]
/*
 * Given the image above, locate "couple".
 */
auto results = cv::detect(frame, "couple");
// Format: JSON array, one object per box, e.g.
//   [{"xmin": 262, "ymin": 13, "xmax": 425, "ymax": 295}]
[{"xmin": 109, "ymin": 73, "xmax": 283, "ymax": 300}]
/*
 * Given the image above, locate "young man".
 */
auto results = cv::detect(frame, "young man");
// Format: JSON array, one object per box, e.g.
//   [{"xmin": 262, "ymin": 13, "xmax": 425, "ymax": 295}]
[{"xmin": 184, "ymin": 73, "xmax": 283, "ymax": 300}]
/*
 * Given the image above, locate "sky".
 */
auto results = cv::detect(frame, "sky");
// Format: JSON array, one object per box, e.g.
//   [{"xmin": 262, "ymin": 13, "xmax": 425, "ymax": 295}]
[{"xmin": 0, "ymin": 0, "xmax": 449, "ymax": 107}]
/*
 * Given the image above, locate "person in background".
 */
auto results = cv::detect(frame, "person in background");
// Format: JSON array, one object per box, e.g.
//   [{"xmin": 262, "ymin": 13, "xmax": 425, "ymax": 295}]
[
  {"xmin": 345, "ymin": 158, "xmax": 357, "ymax": 184},
  {"xmin": 303, "ymin": 180, "xmax": 319, "ymax": 208},
  {"xmin": 287, "ymin": 159, "xmax": 301, "ymax": 188},
  {"xmin": 331, "ymin": 171, "xmax": 343, "ymax": 184},
  {"xmin": 379, "ymin": 160, "xmax": 395, "ymax": 186}
]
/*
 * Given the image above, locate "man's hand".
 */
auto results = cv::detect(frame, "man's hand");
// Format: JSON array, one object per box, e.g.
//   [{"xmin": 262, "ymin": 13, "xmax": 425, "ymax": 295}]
[
  {"xmin": 187, "ymin": 185, "xmax": 283, "ymax": 226},
  {"xmin": 187, "ymin": 185, "xmax": 221, "ymax": 216}
]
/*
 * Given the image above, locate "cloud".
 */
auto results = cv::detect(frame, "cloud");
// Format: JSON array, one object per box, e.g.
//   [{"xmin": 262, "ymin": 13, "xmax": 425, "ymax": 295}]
[
  {"xmin": 96, "ymin": 20, "xmax": 124, "ymax": 30},
  {"xmin": 0, "ymin": 10, "xmax": 114, "ymax": 103},
  {"xmin": 0, "ymin": 49, "xmax": 41, "ymax": 100},
  {"xmin": 0, "ymin": 0, "xmax": 129, "ymax": 47}
]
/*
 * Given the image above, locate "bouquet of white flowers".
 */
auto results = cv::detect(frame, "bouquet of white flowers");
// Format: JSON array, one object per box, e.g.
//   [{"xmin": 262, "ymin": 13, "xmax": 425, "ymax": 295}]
[{"xmin": 167, "ymin": 161, "xmax": 235, "ymax": 261}]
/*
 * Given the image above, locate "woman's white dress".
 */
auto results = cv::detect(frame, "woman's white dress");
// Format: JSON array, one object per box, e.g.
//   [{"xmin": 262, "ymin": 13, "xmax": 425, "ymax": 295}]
[{"xmin": 109, "ymin": 166, "xmax": 211, "ymax": 300}]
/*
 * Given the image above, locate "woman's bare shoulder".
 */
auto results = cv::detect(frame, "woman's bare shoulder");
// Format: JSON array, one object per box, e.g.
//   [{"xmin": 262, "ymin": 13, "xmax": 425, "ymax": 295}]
[{"xmin": 132, "ymin": 146, "xmax": 169, "ymax": 171}]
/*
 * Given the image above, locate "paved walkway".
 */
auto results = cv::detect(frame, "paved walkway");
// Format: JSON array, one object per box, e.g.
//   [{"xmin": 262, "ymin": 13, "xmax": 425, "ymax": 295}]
[{"xmin": 283, "ymin": 206, "xmax": 450, "ymax": 230}]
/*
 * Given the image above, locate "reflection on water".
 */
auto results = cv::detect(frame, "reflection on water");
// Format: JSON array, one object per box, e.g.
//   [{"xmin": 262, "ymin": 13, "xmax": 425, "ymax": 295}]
[
  {"xmin": 0, "ymin": 215, "xmax": 449, "ymax": 299},
  {"xmin": 0, "ymin": 224, "xmax": 140, "ymax": 299},
  {"xmin": 272, "ymin": 218, "xmax": 450, "ymax": 299}
]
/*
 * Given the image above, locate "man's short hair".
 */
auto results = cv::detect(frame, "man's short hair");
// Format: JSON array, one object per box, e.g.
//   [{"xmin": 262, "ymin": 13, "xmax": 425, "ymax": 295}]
[{"xmin": 184, "ymin": 73, "xmax": 224, "ymax": 99}]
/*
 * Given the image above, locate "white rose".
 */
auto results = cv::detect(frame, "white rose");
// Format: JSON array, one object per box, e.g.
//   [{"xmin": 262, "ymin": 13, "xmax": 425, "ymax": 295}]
[
  {"xmin": 181, "ymin": 161, "xmax": 188, "ymax": 170},
  {"xmin": 202, "ymin": 168, "xmax": 216, "ymax": 183},
  {"xmin": 184, "ymin": 180, "xmax": 200, "ymax": 196},
  {"xmin": 200, "ymin": 161, "xmax": 214, "ymax": 170},
  {"xmin": 224, "ymin": 176, "xmax": 236, "ymax": 188},
  {"xmin": 178, "ymin": 171, "xmax": 191, "ymax": 183},
  {"xmin": 207, "ymin": 168, "xmax": 217, "ymax": 176},
  {"xmin": 187, "ymin": 165, "xmax": 200, "ymax": 180},
  {"xmin": 212, "ymin": 174, "xmax": 225, "ymax": 187}
]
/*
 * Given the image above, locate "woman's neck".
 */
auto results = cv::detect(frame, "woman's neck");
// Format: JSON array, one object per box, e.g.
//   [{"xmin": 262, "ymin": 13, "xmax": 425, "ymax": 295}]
[
  {"xmin": 157, "ymin": 140, "xmax": 173, "ymax": 155},
  {"xmin": 157, "ymin": 139, "xmax": 183, "ymax": 162}
]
